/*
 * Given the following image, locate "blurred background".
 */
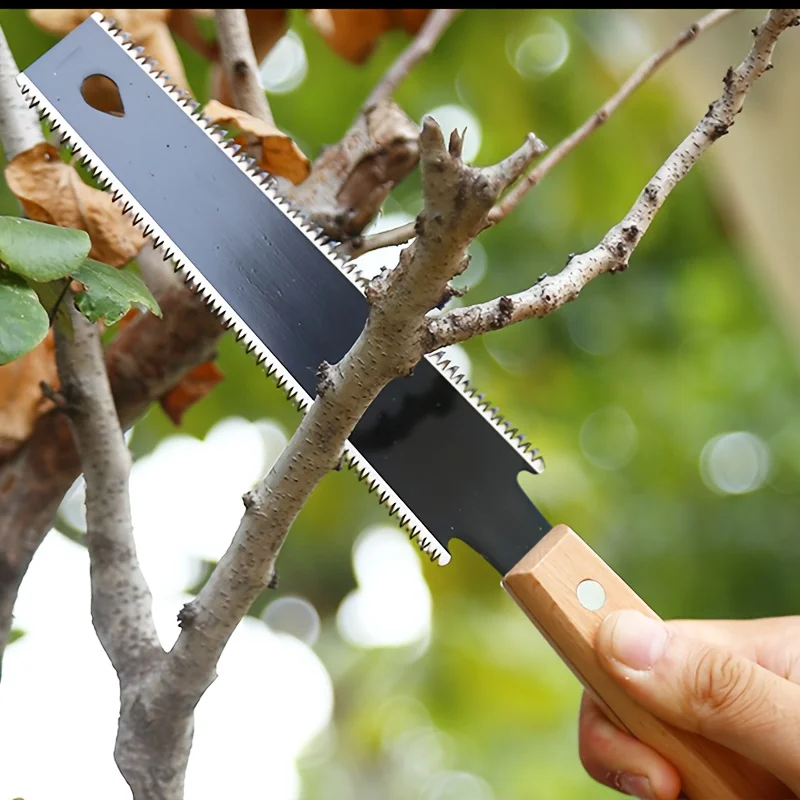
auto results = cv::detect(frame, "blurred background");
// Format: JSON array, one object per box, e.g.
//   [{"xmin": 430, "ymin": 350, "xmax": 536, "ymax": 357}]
[{"xmin": 0, "ymin": 8, "xmax": 799, "ymax": 800}]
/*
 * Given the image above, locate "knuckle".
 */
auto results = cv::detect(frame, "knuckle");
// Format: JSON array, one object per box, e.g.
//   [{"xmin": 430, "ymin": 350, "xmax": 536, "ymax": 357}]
[{"xmin": 685, "ymin": 647, "xmax": 760, "ymax": 734}]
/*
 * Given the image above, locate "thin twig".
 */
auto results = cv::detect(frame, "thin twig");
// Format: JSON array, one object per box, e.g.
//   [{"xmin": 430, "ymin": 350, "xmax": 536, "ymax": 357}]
[
  {"xmin": 492, "ymin": 7, "xmax": 740, "ymax": 222},
  {"xmin": 348, "ymin": 218, "xmax": 417, "ymax": 259},
  {"xmin": 428, "ymin": 9, "xmax": 799, "ymax": 347},
  {"xmin": 352, "ymin": 8, "xmax": 739, "ymax": 257},
  {"xmin": 214, "ymin": 8, "xmax": 273, "ymax": 123},
  {"xmin": 363, "ymin": 9, "xmax": 461, "ymax": 110}
]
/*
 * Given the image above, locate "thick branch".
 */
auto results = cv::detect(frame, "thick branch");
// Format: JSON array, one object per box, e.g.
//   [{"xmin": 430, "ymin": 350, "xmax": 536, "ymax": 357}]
[
  {"xmin": 55, "ymin": 305, "xmax": 162, "ymax": 677},
  {"xmin": 0, "ymin": 287, "xmax": 224, "ymax": 663},
  {"xmin": 214, "ymin": 8, "xmax": 273, "ymax": 123},
  {"xmin": 0, "ymin": 25, "xmax": 43, "ymax": 160},
  {"xmin": 352, "ymin": 7, "xmax": 740, "ymax": 257},
  {"xmin": 428, "ymin": 8, "xmax": 800, "ymax": 348},
  {"xmin": 161, "ymin": 118, "xmax": 537, "ymax": 701},
  {"xmin": 55, "ymin": 306, "xmax": 185, "ymax": 799},
  {"xmin": 363, "ymin": 9, "xmax": 461, "ymax": 110},
  {"xmin": 492, "ymin": 7, "xmax": 740, "ymax": 222},
  {"xmin": 0, "ymin": 23, "xmax": 47, "ymax": 654},
  {"xmin": 0, "ymin": 98, "xmax": 425, "ymax": 666},
  {"xmin": 287, "ymin": 100, "xmax": 421, "ymax": 239}
]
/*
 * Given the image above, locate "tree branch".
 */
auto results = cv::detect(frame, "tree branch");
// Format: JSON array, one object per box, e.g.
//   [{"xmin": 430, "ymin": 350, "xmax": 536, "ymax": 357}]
[
  {"xmin": 0, "ymin": 22, "xmax": 426, "ymax": 662},
  {"xmin": 427, "ymin": 8, "xmax": 800, "ymax": 348},
  {"xmin": 351, "ymin": 7, "xmax": 741, "ymax": 258},
  {"xmin": 491, "ymin": 7, "xmax": 740, "ymax": 223},
  {"xmin": 55, "ymin": 305, "xmax": 162, "ymax": 677},
  {"xmin": 160, "ymin": 117, "xmax": 535, "ymax": 703},
  {"xmin": 55, "ymin": 305, "xmax": 185, "ymax": 798},
  {"xmin": 214, "ymin": 8, "xmax": 273, "ymax": 123},
  {"xmin": 0, "ymin": 22, "xmax": 48, "ymax": 655},
  {"xmin": 286, "ymin": 99, "xmax": 421, "ymax": 239},
  {"xmin": 0, "ymin": 25, "xmax": 43, "ymax": 160},
  {"xmin": 0, "ymin": 284, "xmax": 224, "ymax": 666},
  {"xmin": 363, "ymin": 9, "xmax": 461, "ymax": 110}
]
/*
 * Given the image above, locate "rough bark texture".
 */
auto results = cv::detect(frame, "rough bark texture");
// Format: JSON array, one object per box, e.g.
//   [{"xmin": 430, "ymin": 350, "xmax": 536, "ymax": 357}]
[
  {"xmin": 351, "ymin": 7, "xmax": 741, "ymax": 257},
  {"xmin": 287, "ymin": 100, "xmax": 420, "ymax": 239},
  {"xmin": 0, "ymin": 25, "xmax": 44, "ymax": 160},
  {"xmin": 427, "ymin": 8, "xmax": 800, "ymax": 346},
  {"xmin": 0, "ymin": 8, "xmax": 797, "ymax": 799},
  {"xmin": 164, "ymin": 121, "xmax": 546, "ymax": 702},
  {"xmin": 214, "ymin": 8, "xmax": 274, "ymax": 125},
  {"xmin": 0, "ymin": 13, "xmax": 426, "ymax": 664},
  {"xmin": 55, "ymin": 305, "xmax": 179, "ymax": 798},
  {"xmin": 0, "ymin": 285, "xmax": 223, "ymax": 664}
]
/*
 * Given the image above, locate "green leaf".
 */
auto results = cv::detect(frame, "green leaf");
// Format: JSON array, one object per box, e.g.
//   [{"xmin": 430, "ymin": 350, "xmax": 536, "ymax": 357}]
[
  {"xmin": 71, "ymin": 259, "xmax": 161, "ymax": 325},
  {"xmin": 0, "ymin": 216, "xmax": 90, "ymax": 282},
  {"xmin": 0, "ymin": 270, "xmax": 50, "ymax": 365},
  {"xmin": 8, "ymin": 628, "xmax": 25, "ymax": 645}
]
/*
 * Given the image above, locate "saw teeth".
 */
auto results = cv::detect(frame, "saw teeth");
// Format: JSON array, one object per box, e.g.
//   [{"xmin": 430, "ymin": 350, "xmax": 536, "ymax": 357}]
[{"xmin": 16, "ymin": 11, "xmax": 555, "ymax": 567}]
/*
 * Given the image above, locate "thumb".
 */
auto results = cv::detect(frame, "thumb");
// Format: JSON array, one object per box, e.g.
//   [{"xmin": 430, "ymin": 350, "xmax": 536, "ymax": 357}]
[{"xmin": 596, "ymin": 610, "xmax": 800, "ymax": 793}]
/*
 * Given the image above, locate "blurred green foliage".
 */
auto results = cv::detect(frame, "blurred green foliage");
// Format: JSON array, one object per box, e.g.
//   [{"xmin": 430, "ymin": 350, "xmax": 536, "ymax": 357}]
[{"xmin": 1, "ymin": 8, "xmax": 798, "ymax": 800}]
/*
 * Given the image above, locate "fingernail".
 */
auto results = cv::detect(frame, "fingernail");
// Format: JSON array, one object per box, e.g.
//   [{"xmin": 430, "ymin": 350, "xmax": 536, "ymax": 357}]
[
  {"xmin": 619, "ymin": 773, "xmax": 655, "ymax": 800},
  {"xmin": 608, "ymin": 610, "xmax": 668, "ymax": 671}
]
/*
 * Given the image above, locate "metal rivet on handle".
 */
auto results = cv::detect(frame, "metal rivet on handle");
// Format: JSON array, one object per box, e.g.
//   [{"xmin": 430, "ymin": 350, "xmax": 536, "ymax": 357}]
[{"xmin": 577, "ymin": 579, "xmax": 606, "ymax": 611}]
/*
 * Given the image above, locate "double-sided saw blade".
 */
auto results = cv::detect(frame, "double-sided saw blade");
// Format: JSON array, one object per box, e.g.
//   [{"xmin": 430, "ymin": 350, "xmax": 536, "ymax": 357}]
[{"xmin": 18, "ymin": 13, "xmax": 553, "ymax": 573}]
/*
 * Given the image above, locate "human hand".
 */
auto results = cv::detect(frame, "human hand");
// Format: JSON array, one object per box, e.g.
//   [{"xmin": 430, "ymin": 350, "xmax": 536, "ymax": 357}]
[{"xmin": 578, "ymin": 611, "xmax": 800, "ymax": 799}]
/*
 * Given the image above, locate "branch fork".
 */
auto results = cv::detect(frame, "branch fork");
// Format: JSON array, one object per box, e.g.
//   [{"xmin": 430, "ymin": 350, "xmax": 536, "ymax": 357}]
[{"xmin": 0, "ymin": 9, "xmax": 797, "ymax": 800}]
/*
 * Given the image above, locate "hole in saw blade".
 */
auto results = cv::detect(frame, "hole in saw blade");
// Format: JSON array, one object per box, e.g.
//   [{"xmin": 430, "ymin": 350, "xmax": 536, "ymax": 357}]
[{"xmin": 80, "ymin": 74, "xmax": 125, "ymax": 117}]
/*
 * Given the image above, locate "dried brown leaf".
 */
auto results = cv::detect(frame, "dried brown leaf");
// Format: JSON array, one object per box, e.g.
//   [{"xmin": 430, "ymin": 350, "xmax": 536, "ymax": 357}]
[
  {"xmin": 308, "ymin": 9, "xmax": 432, "ymax": 64},
  {"xmin": 308, "ymin": 9, "xmax": 391, "ymax": 64},
  {"xmin": 389, "ymin": 9, "xmax": 431, "ymax": 34},
  {"xmin": 168, "ymin": 8, "xmax": 218, "ymax": 61},
  {"xmin": 28, "ymin": 8, "xmax": 169, "ymax": 39},
  {"xmin": 204, "ymin": 100, "xmax": 311, "ymax": 185},
  {"xmin": 5, "ymin": 143, "xmax": 144, "ymax": 268},
  {"xmin": 246, "ymin": 9, "xmax": 290, "ymax": 63},
  {"xmin": 140, "ymin": 20, "xmax": 190, "ymax": 90},
  {"xmin": 160, "ymin": 360, "xmax": 224, "ymax": 425},
  {"xmin": 0, "ymin": 332, "xmax": 57, "ymax": 462}
]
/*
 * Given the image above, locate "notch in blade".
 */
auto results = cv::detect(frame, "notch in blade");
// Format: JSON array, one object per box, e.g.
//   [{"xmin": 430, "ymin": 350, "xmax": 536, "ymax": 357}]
[{"xmin": 17, "ymin": 12, "xmax": 552, "ymax": 574}]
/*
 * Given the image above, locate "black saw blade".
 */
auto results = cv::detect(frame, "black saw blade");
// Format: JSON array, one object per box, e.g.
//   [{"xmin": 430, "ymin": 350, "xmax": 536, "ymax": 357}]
[{"xmin": 18, "ymin": 13, "xmax": 552, "ymax": 575}]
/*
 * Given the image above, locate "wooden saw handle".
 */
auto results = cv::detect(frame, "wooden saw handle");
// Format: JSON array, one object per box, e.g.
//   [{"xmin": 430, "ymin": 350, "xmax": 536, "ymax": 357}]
[{"xmin": 502, "ymin": 524, "xmax": 785, "ymax": 800}]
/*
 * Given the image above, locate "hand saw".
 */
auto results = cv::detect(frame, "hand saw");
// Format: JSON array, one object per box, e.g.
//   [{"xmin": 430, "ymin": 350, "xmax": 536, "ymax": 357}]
[{"xmin": 16, "ymin": 14, "xmax": 758, "ymax": 798}]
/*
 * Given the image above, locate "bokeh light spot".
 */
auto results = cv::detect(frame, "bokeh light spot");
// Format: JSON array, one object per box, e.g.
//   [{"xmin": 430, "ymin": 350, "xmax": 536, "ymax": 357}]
[
  {"xmin": 579, "ymin": 407, "xmax": 638, "ymax": 470},
  {"xmin": 263, "ymin": 596, "xmax": 321, "ymax": 647},
  {"xmin": 425, "ymin": 104, "xmax": 482, "ymax": 163},
  {"xmin": 700, "ymin": 431, "xmax": 771, "ymax": 495},
  {"xmin": 422, "ymin": 771, "xmax": 495, "ymax": 800},
  {"xmin": 337, "ymin": 526, "xmax": 431, "ymax": 649},
  {"xmin": 514, "ymin": 17, "xmax": 570, "ymax": 78},
  {"xmin": 564, "ymin": 297, "xmax": 623, "ymax": 355},
  {"xmin": 260, "ymin": 31, "xmax": 308, "ymax": 94}
]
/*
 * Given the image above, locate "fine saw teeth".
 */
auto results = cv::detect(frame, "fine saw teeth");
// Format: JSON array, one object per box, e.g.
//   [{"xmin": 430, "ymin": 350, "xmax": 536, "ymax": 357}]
[{"xmin": 17, "ymin": 11, "xmax": 545, "ymax": 567}]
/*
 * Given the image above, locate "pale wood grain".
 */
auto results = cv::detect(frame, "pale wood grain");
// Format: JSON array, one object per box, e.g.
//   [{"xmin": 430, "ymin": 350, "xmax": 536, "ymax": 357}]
[{"xmin": 503, "ymin": 524, "xmax": 788, "ymax": 800}]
